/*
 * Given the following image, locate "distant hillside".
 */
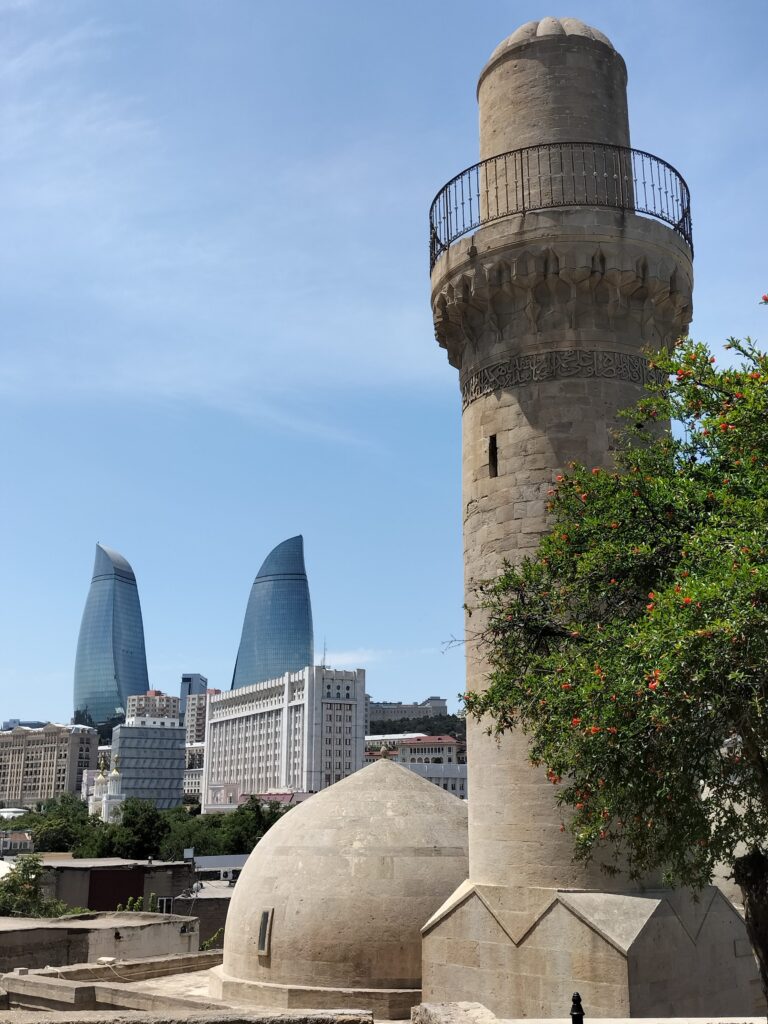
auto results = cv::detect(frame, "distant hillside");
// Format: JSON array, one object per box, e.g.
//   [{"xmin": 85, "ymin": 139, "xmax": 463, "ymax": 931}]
[{"xmin": 368, "ymin": 713, "xmax": 466, "ymax": 741}]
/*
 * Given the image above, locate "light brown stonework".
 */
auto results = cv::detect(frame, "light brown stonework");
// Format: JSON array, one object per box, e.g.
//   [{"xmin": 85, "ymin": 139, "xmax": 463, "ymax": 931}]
[
  {"xmin": 435, "ymin": 211, "xmax": 692, "ymax": 892},
  {"xmin": 421, "ymin": 16, "xmax": 760, "ymax": 1019},
  {"xmin": 213, "ymin": 760, "xmax": 468, "ymax": 1019}
]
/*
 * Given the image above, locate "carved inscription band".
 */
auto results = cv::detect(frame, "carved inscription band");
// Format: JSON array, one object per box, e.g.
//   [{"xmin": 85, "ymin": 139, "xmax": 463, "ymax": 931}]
[{"xmin": 461, "ymin": 349, "xmax": 666, "ymax": 409}]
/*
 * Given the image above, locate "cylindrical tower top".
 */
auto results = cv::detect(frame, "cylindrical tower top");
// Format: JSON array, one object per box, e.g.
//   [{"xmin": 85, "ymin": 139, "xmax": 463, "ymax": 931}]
[{"xmin": 478, "ymin": 16, "xmax": 629, "ymax": 160}]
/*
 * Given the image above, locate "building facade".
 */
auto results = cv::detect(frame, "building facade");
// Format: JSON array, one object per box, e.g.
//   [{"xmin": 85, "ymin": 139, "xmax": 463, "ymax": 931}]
[
  {"xmin": 394, "ymin": 735, "xmax": 464, "ymax": 764},
  {"xmin": 364, "ymin": 736, "xmax": 468, "ymax": 800},
  {"xmin": 73, "ymin": 544, "xmax": 150, "ymax": 731},
  {"xmin": 405, "ymin": 762, "xmax": 467, "ymax": 799},
  {"xmin": 111, "ymin": 715, "xmax": 185, "ymax": 810},
  {"xmin": 0, "ymin": 830, "xmax": 33, "ymax": 855},
  {"xmin": 368, "ymin": 696, "xmax": 448, "ymax": 722},
  {"xmin": 231, "ymin": 536, "xmax": 313, "ymax": 690},
  {"xmin": 184, "ymin": 742, "xmax": 205, "ymax": 800},
  {"xmin": 203, "ymin": 666, "xmax": 365, "ymax": 810},
  {"xmin": 185, "ymin": 689, "xmax": 220, "ymax": 745},
  {"xmin": 0, "ymin": 724, "xmax": 97, "ymax": 807},
  {"xmin": 125, "ymin": 690, "xmax": 180, "ymax": 721},
  {"xmin": 179, "ymin": 673, "xmax": 208, "ymax": 717}
]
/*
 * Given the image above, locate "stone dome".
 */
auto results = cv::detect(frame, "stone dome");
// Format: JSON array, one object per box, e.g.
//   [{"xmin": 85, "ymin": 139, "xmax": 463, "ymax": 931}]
[
  {"xmin": 491, "ymin": 17, "xmax": 614, "ymax": 59},
  {"xmin": 211, "ymin": 759, "xmax": 468, "ymax": 1017},
  {"xmin": 481, "ymin": 17, "xmax": 615, "ymax": 84}
]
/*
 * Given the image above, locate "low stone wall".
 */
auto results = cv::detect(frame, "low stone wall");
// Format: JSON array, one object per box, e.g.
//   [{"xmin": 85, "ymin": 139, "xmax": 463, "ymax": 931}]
[
  {"xmin": 411, "ymin": 1004, "xmax": 768, "ymax": 1024},
  {"xmin": 32, "ymin": 950, "xmax": 222, "ymax": 982},
  {"xmin": 0, "ymin": 913, "xmax": 198, "ymax": 973},
  {"xmin": 0, "ymin": 1012, "xmax": 371, "ymax": 1024}
]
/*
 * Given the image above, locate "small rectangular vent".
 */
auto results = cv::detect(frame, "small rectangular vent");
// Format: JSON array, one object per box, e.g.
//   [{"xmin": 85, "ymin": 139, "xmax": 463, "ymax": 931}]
[{"xmin": 488, "ymin": 435, "xmax": 498, "ymax": 478}]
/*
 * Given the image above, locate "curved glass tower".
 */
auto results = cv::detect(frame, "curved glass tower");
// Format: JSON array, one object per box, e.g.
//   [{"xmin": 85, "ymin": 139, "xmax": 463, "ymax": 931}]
[
  {"xmin": 231, "ymin": 535, "xmax": 314, "ymax": 690},
  {"xmin": 73, "ymin": 543, "xmax": 150, "ymax": 729}
]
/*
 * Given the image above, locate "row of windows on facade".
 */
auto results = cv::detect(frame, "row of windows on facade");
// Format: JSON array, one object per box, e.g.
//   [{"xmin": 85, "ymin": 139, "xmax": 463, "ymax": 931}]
[{"xmin": 401, "ymin": 745, "xmax": 456, "ymax": 754}]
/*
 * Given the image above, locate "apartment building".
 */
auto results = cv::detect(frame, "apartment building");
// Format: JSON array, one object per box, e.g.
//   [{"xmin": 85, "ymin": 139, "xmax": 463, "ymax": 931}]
[{"xmin": 0, "ymin": 724, "xmax": 97, "ymax": 807}]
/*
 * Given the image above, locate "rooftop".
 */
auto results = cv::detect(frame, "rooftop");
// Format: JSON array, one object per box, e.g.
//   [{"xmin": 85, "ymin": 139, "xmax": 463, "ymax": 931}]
[
  {"xmin": 365, "ymin": 732, "xmax": 427, "ymax": 742},
  {"xmin": 0, "ymin": 911, "xmax": 188, "ymax": 933},
  {"xmin": 36, "ymin": 855, "xmax": 186, "ymax": 870},
  {"xmin": 397, "ymin": 735, "xmax": 460, "ymax": 745}
]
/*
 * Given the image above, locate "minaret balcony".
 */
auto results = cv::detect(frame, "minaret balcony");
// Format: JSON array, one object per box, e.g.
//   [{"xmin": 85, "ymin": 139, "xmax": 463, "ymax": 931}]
[{"xmin": 429, "ymin": 141, "xmax": 692, "ymax": 269}]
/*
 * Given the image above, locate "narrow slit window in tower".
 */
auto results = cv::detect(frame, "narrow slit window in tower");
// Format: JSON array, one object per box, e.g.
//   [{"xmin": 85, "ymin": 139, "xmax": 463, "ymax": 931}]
[{"xmin": 488, "ymin": 435, "xmax": 498, "ymax": 478}]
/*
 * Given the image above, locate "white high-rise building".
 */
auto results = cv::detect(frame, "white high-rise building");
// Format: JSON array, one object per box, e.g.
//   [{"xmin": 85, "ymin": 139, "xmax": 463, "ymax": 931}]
[{"xmin": 202, "ymin": 666, "xmax": 366, "ymax": 811}]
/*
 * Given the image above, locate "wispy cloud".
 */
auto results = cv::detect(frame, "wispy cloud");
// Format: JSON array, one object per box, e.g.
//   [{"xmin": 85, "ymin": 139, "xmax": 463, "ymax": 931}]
[
  {"xmin": 0, "ymin": 13, "xmax": 440, "ymax": 436},
  {"xmin": 0, "ymin": 0, "xmax": 38, "ymax": 13}
]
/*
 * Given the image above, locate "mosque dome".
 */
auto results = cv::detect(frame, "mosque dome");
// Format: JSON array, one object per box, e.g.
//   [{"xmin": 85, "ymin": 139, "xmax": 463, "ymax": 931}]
[{"xmin": 210, "ymin": 759, "xmax": 468, "ymax": 1017}]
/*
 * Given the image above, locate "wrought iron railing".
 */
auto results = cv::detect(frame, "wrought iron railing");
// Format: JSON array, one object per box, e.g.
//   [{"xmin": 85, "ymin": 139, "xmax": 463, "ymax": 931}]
[{"xmin": 429, "ymin": 142, "xmax": 692, "ymax": 269}]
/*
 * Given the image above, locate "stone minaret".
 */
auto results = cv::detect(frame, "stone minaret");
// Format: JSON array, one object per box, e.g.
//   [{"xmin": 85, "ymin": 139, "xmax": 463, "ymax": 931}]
[{"xmin": 422, "ymin": 18, "xmax": 758, "ymax": 1019}]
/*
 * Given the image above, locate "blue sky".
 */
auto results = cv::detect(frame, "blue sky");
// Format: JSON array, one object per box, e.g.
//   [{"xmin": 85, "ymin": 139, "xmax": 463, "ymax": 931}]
[{"xmin": 1, "ymin": 0, "xmax": 765, "ymax": 723}]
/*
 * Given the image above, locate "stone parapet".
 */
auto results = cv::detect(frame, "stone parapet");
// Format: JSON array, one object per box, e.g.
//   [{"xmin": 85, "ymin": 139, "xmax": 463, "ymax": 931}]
[{"xmin": 209, "ymin": 967, "xmax": 416, "ymax": 1019}]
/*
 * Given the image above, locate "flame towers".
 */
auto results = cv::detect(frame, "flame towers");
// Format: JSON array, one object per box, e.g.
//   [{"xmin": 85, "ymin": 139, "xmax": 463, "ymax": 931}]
[
  {"xmin": 231, "ymin": 535, "xmax": 314, "ymax": 690},
  {"xmin": 73, "ymin": 543, "xmax": 150, "ymax": 731}
]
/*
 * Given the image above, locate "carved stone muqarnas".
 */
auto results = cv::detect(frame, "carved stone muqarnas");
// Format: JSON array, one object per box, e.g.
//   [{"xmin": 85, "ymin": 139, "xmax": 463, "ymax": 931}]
[{"xmin": 432, "ymin": 222, "xmax": 693, "ymax": 377}]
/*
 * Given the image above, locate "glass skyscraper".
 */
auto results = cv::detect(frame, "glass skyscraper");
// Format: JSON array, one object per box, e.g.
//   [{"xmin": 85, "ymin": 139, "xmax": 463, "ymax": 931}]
[
  {"xmin": 73, "ymin": 544, "xmax": 150, "ymax": 730},
  {"xmin": 231, "ymin": 535, "xmax": 314, "ymax": 690}
]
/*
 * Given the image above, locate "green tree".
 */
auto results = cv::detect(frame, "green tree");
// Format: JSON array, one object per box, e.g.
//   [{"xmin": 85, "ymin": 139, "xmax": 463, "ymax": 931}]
[
  {"xmin": 158, "ymin": 806, "xmax": 225, "ymax": 860},
  {"xmin": 72, "ymin": 816, "xmax": 117, "ymax": 858},
  {"xmin": 29, "ymin": 793, "xmax": 91, "ymax": 852},
  {"xmin": 38, "ymin": 793, "xmax": 89, "ymax": 822},
  {"xmin": 72, "ymin": 798, "xmax": 170, "ymax": 860},
  {"xmin": 32, "ymin": 817, "xmax": 83, "ymax": 853},
  {"xmin": 0, "ymin": 855, "xmax": 84, "ymax": 917},
  {"xmin": 218, "ymin": 797, "xmax": 284, "ymax": 854},
  {"xmin": 368, "ymin": 713, "xmax": 466, "ymax": 740},
  {"xmin": 110, "ymin": 799, "xmax": 170, "ymax": 859},
  {"xmin": 465, "ymin": 336, "xmax": 768, "ymax": 999}
]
